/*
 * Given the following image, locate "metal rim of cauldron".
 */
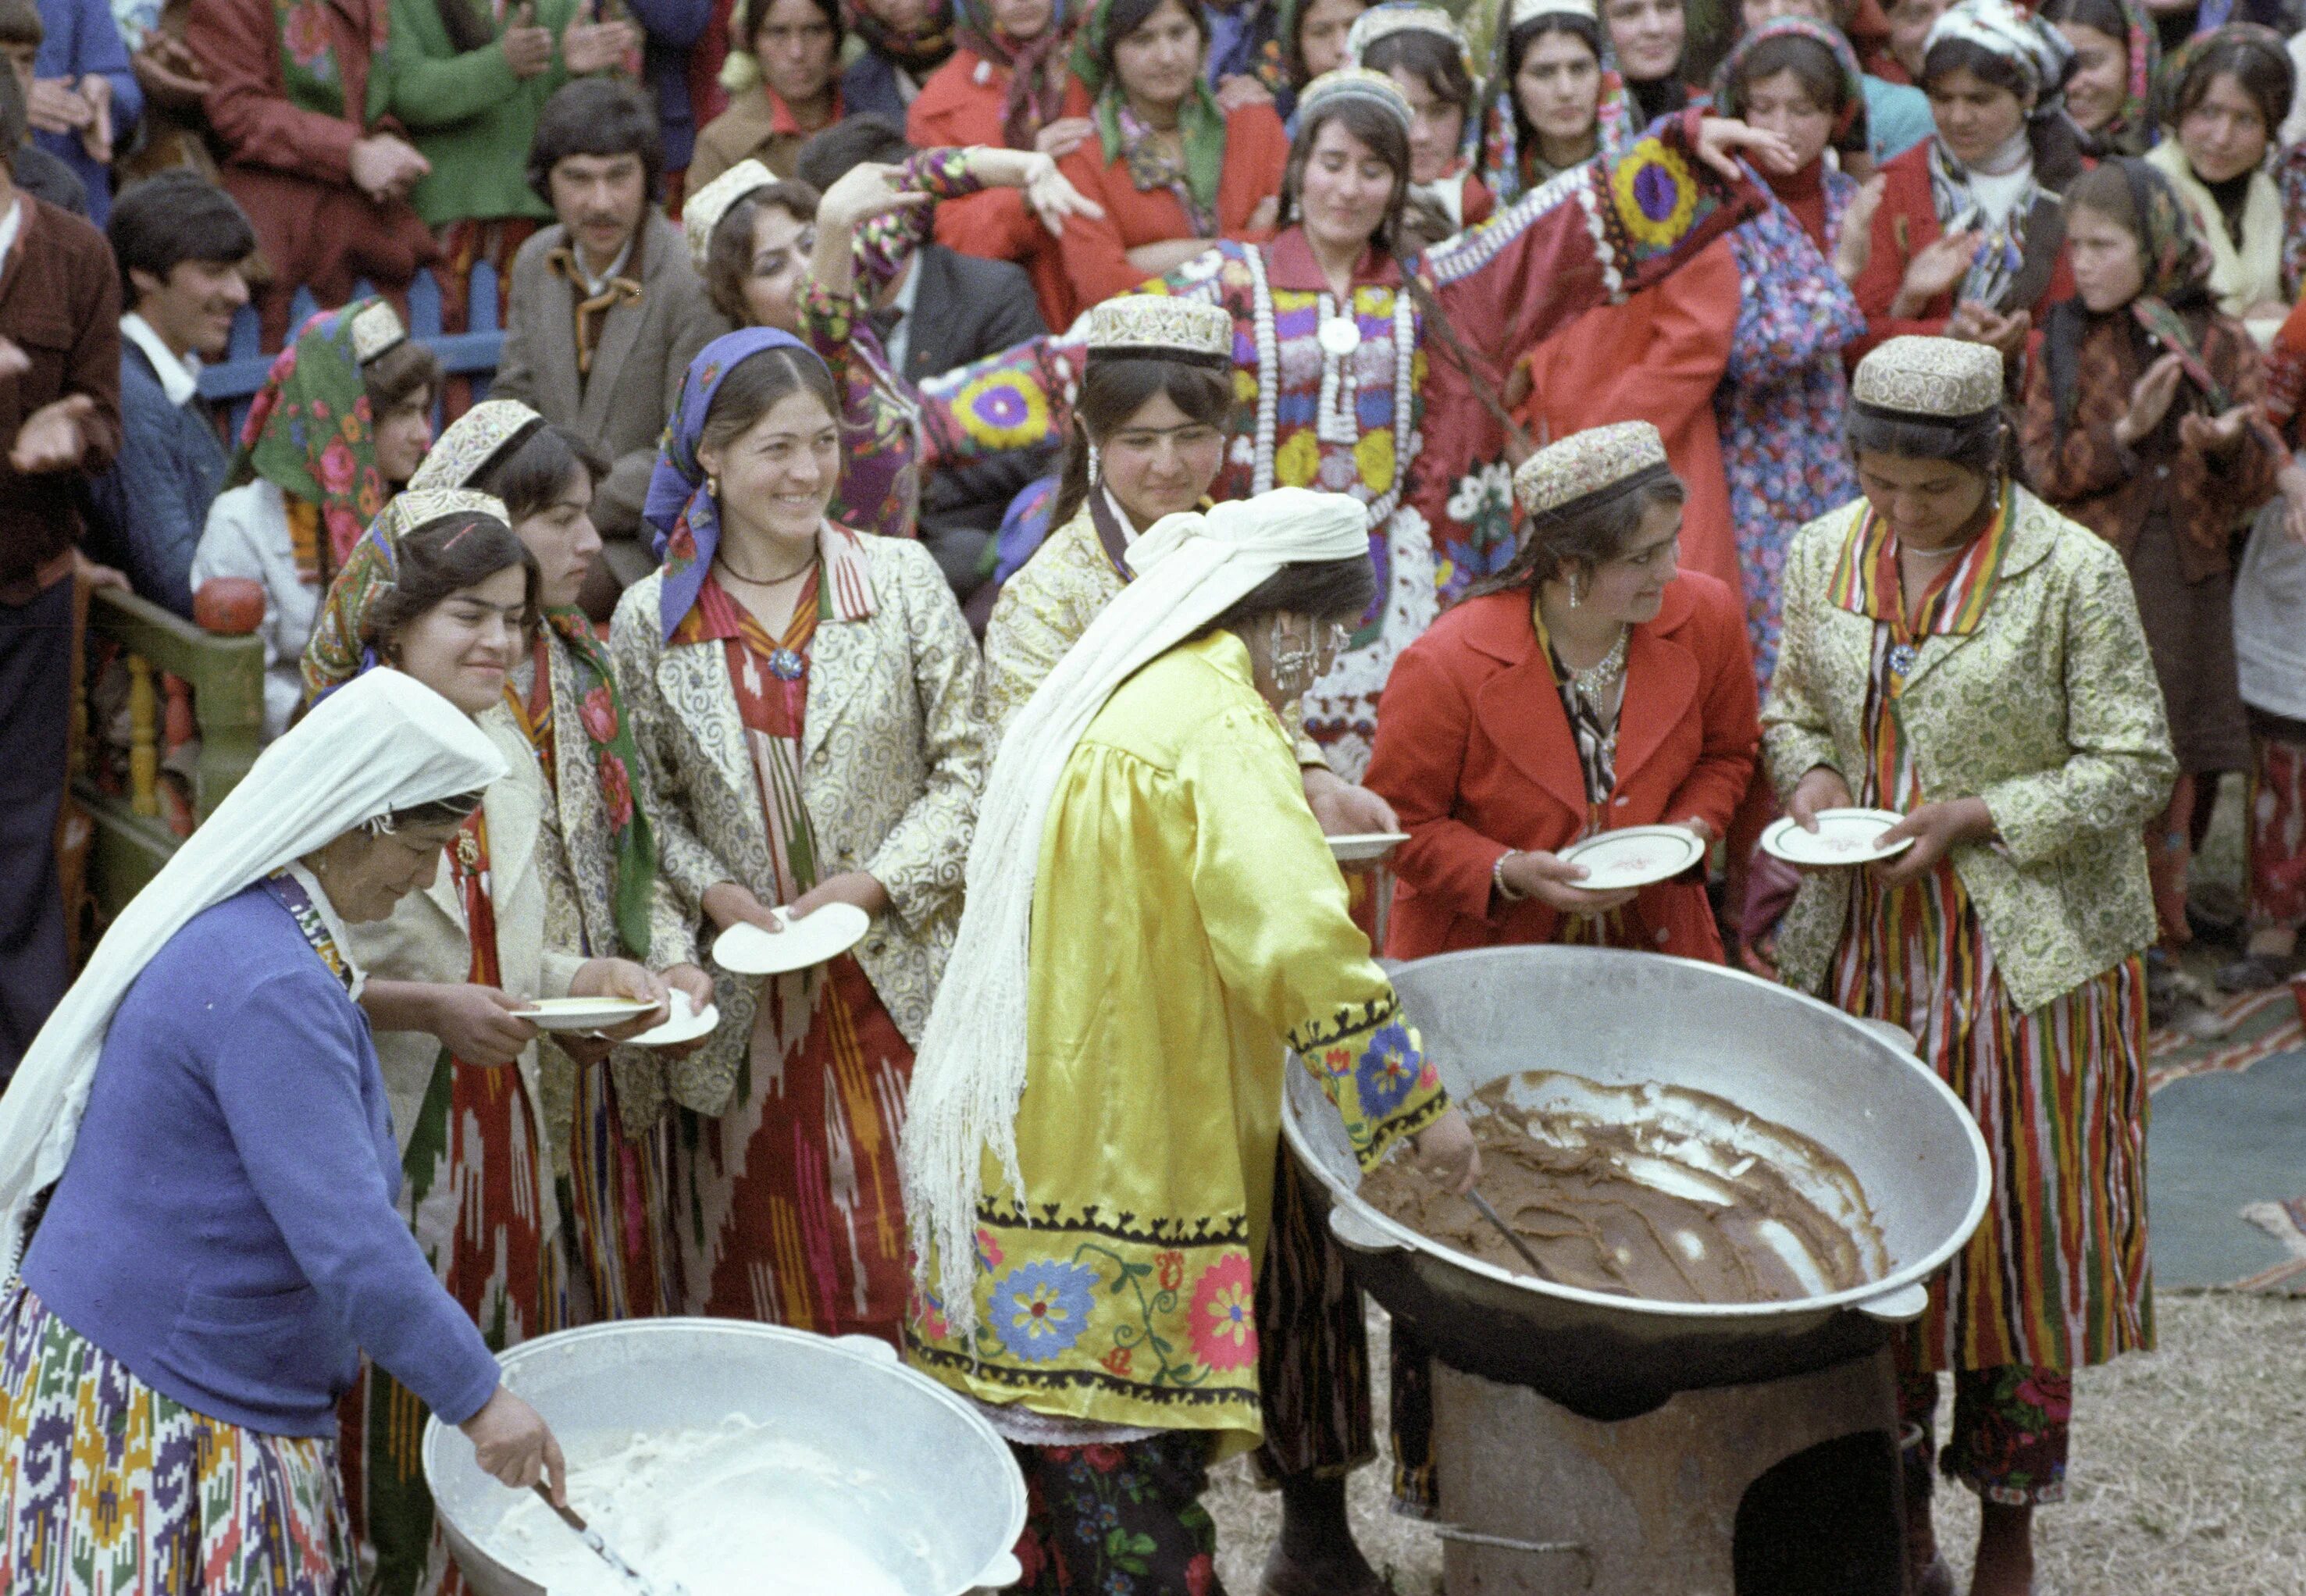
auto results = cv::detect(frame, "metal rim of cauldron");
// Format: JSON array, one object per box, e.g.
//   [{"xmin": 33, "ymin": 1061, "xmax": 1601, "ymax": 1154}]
[
  {"xmin": 419, "ymin": 1316, "xmax": 1030, "ymax": 1596},
  {"xmin": 1283, "ymin": 946, "xmax": 1995, "ymax": 1325}
]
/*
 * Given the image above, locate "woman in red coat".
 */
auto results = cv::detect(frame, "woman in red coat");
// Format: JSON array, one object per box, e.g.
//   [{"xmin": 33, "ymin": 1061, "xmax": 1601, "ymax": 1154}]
[
  {"xmin": 1055, "ymin": 0, "xmax": 1288, "ymax": 307},
  {"xmin": 1366, "ymin": 419, "xmax": 1759, "ymax": 967}
]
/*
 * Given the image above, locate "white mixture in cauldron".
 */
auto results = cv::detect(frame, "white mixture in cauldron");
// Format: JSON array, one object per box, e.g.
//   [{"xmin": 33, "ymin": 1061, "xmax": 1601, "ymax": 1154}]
[{"xmin": 485, "ymin": 1416, "xmax": 916, "ymax": 1595}]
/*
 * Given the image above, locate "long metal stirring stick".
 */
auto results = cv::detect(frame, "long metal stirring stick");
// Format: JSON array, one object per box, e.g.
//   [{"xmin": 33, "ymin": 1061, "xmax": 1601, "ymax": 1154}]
[
  {"xmin": 533, "ymin": 1482, "xmax": 693, "ymax": 1596},
  {"xmin": 1465, "ymin": 1185, "xmax": 1556, "ymax": 1284}
]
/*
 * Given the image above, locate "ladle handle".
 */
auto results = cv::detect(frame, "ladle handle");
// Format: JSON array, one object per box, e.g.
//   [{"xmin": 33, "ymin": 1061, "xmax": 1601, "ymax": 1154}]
[{"xmin": 1856, "ymin": 1281, "xmax": 1930, "ymax": 1323}]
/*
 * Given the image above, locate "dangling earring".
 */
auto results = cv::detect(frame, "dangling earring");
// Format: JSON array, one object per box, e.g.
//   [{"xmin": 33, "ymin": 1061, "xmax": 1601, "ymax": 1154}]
[
  {"xmin": 1085, "ymin": 440, "xmax": 1101, "ymax": 483},
  {"xmin": 706, "ymin": 476, "xmax": 720, "ymax": 500},
  {"xmin": 1567, "ymin": 572, "xmax": 1584, "ymax": 610},
  {"xmin": 1268, "ymin": 614, "xmax": 1319, "ymax": 694}
]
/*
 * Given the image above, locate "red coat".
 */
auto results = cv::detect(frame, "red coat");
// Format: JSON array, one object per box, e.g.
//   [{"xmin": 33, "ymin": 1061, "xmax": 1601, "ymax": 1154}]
[
  {"xmin": 187, "ymin": 0, "xmax": 439, "ymax": 347},
  {"xmin": 1849, "ymin": 141, "xmax": 2074, "ymax": 363},
  {"xmin": 1054, "ymin": 98, "xmax": 1288, "ymax": 307},
  {"xmin": 910, "ymin": 52, "xmax": 1087, "ymax": 330},
  {"xmin": 1364, "ymin": 575, "xmax": 1759, "ymax": 962}
]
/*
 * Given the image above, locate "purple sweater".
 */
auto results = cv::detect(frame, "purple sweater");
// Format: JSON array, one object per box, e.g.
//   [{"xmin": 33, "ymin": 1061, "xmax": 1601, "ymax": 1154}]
[{"xmin": 22, "ymin": 884, "xmax": 501, "ymax": 1437}]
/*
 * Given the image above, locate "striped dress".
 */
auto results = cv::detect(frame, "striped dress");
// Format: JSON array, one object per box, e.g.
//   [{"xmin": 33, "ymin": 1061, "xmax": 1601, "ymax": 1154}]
[{"xmin": 1827, "ymin": 493, "xmax": 2155, "ymax": 1373}]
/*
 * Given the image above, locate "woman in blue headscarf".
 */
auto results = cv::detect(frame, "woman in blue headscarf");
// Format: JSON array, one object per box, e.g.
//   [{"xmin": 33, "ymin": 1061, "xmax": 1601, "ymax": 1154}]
[{"xmin": 608, "ymin": 329, "xmax": 989, "ymax": 1341}]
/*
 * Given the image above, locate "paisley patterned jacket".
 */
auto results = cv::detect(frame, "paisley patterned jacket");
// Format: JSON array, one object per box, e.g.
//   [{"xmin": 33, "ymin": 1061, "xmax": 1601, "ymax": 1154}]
[
  {"xmin": 609, "ymin": 532, "xmax": 989, "ymax": 1115},
  {"xmin": 1761, "ymin": 487, "xmax": 2176, "ymax": 1014}
]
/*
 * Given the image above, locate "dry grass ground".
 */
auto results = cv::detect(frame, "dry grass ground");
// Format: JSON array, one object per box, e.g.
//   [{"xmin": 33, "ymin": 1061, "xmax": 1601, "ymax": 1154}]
[{"xmin": 1205, "ymin": 1293, "xmax": 2306, "ymax": 1595}]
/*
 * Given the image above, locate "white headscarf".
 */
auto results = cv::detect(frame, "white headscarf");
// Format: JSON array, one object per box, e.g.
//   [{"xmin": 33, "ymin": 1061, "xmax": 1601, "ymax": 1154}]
[
  {"xmin": 903, "ymin": 487, "xmax": 1370, "ymax": 1336},
  {"xmin": 0, "ymin": 669, "xmax": 507, "ymax": 1266}
]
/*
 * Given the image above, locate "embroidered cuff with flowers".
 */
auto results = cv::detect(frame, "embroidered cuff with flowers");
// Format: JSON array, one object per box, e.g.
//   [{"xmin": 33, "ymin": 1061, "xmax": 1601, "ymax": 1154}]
[
  {"xmin": 854, "ymin": 148, "xmax": 986, "ymax": 289},
  {"xmin": 797, "ymin": 276, "xmax": 864, "ymax": 394},
  {"xmin": 1291, "ymin": 998, "xmax": 1449, "ymax": 1170}
]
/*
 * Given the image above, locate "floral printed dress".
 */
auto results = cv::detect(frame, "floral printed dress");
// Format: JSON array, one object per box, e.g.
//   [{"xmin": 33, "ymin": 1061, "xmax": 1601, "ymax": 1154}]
[{"xmin": 1715, "ymin": 177, "xmax": 1868, "ymax": 688}]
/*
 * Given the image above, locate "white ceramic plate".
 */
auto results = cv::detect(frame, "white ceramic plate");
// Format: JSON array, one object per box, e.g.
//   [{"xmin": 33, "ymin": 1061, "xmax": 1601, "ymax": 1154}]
[
  {"xmin": 627, "ymin": 989, "xmax": 721, "ymax": 1049},
  {"xmin": 1559, "ymin": 825, "xmax": 1706, "ymax": 891},
  {"xmin": 1760, "ymin": 808, "xmax": 1916, "ymax": 867},
  {"xmin": 1328, "ymin": 832, "xmax": 1410, "ymax": 865},
  {"xmin": 711, "ymin": 903, "xmax": 872, "ymax": 976},
  {"xmin": 515, "ymin": 996, "xmax": 666, "ymax": 1032}
]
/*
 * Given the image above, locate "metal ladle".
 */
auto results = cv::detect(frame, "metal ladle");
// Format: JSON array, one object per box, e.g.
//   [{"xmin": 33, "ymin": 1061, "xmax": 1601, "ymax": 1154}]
[
  {"xmin": 1464, "ymin": 1185, "xmax": 1557, "ymax": 1284},
  {"xmin": 533, "ymin": 1482, "xmax": 693, "ymax": 1596}
]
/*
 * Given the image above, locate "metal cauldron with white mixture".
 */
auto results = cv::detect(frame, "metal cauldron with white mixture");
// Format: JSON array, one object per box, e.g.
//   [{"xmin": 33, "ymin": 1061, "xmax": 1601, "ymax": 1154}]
[{"xmin": 1285, "ymin": 945, "xmax": 1994, "ymax": 1420}]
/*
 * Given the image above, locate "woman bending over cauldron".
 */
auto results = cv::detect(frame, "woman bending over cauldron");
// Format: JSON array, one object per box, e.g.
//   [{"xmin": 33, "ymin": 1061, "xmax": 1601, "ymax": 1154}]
[
  {"xmin": 608, "ymin": 330, "xmax": 988, "ymax": 1343},
  {"xmin": 0, "ymin": 670, "xmax": 568, "ymax": 1595},
  {"xmin": 903, "ymin": 487, "xmax": 1476, "ymax": 1596},
  {"xmin": 1762, "ymin": 334, "xmax": 2172, "ymax": 1596}
]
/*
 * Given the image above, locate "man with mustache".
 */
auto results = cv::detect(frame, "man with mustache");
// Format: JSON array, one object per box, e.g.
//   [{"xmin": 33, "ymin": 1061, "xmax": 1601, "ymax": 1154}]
[{"xmin": 494, "ymin": 77, "xmax": 729, "ymax": 617}]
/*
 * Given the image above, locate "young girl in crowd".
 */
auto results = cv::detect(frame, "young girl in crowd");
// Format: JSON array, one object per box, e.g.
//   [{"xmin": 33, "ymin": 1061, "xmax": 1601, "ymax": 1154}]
[
  {"xmin": 1055, "ymin": 0, "xmax": 1291, "ymax": 305},
  {"xmin": 191, "ymin": 301, "xmax": 440, "ymax": 738},
  {"xmin": 301, "ymin": 493, "xmax": 672, "ymax": 1596},
  {"xmin": 1852, "ymin": 0, "xmax": 2080, "ymax": 365},
  {"xmin": 692, "ymin": 0, "xmax": 846, "ymax": 187},
  {"xmin": 2147, "ymin": 23, "xmax": 2294, "ymax": 346},
  {"xmin": 1347, "ymin": 2, "xmax": 1490, "ymax": 234},
  {"xmin": 1477, "ymin": 0, "xmax": 1634, "ymax": 204},
  {"xmin": 1274, "ymin": 0, "xmax": 1372, "ymax": 120},
  {"xmin": 1709, "ymin": 16, "xmax": 1873, "ymax": 683},
  {"xmin": 608, "ymin": 329, "xmax": 986, "ymax": 1341},
  {"xmin": 2040, "ymin": 0, "xmax": 2158, "ymax": 159},
  {"xmin": 2022, "ymin": 159, "xmax": 2279, "ymax": 974},
  {"xmin": 909, "ymin": 0, "xmax": 1087, "ymax": 326},
  {"xmin": 1766, "ymin": 335, "xmax": 2170, "ymax": 1596}
]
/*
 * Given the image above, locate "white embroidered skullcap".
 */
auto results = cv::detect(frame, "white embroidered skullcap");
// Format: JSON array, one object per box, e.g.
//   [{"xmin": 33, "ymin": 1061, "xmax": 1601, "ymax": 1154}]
[
  {"xmin": 408, "ymin": 399, "xmax": 544, "ymax": 493},
  {"xmin": 1514, "ymin": 421, "xmax": 1672, "ymax": 518},
  {"xmin": 348, "ymin": 300, "xmax": 407, "ymax": 365},
  {"xmin": 1852, "ymin": 335, "xmax": 2003, "ymax": 420},
  {"xmin": 1084, "ymin": 295, "xmax": 1234, "ymax": 369},
  {"xmin": 681, "ymin": 159, "xmax": 779, "ymax": 273},
  {"xmin": 1296, "ymin": 67, "xmax": 1415, "ymax": 134}
]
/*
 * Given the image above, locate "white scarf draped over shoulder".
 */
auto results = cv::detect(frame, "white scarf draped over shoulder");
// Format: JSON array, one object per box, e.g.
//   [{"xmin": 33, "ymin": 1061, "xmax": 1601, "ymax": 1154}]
[
  {"xmin": 902, "ymin": 488, "xmax": 1372, "ymax": 1338},
  {"xmin": 0, "ymin": 669, "xmax": 508, "ymax": 1267}
]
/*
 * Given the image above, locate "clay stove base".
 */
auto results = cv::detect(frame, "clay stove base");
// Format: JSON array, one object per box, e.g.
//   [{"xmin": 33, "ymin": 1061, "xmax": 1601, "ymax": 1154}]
[{"xmin": 1429, "ymin": 1347, "xmax": 1904, "ymax": 1596}]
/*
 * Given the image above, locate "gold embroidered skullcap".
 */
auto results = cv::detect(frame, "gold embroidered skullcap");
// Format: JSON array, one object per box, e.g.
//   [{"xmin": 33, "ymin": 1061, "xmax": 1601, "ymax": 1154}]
[
  {"xmin": 1851, "ymin": 335, "xmax": 2003, "ymax": 420},
  {"xmin": 1509, "ymin": 0, "xmax": 1599, "ymax": 30},
  {"xmin": 682, "ymin": 159, "xmax": 778, "ymax": 273},
  {"xmin": 408, "ymin": 399, "xmax": 544, "ymax": 493},
  {"xmin": 348, "ymin": 300, "xmax": 407, "ymax": 365},
  {"xmin": 1348, "ymin": 3, "xmax": 1474, "ymax": 80},
  {"xmin": 1295, "ymin": 67, "xmax": 1414, "ymax": 132},
  {"xmin": 1084, "ymin": 296, "xmax": 1234, "ymax": 369},
  {"xmin": 382, "ymin": 488, "xmax": 511, "ymax": 547},
  {"xmin": 1514, "ymin": 421, "xmax": 1671, "ymax": 518}
]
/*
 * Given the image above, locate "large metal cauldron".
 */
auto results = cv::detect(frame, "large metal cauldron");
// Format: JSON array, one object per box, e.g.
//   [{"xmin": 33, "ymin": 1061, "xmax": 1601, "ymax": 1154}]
[
  {"xmin": 422, "ymin": 1319, "xmax": 1028, "ymax": 1595},
  {"xmin": 1284, "ymin": 946, "xmax": 1992, "ymax": 1420}
]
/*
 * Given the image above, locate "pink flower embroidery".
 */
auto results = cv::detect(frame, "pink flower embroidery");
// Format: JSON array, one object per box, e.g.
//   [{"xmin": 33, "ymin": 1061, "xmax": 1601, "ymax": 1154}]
[
  {"xmin": 598, "ymin": 752, "xmax": 635, "ymax": 829},
  {"xmin": 975, "ymin": 1227, "xmax": 1004, "ymax": 1270},
  {"xmin": 315, "ymin": 438, "xmax": 357, "ymax": 495},
  {"xmin": 580, "ymin": 684, "xmax": 620, "ymax": 744},
  {"xmin": 283, "ymin": 2, "xmax": 332, "ymax": 66},
  {"xmin": 1187, "ymin": 1254, "xmax": 1258, "ymax": 1371}
]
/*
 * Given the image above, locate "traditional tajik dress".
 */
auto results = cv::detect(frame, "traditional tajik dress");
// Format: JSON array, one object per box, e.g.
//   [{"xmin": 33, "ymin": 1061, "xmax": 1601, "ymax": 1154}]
[
  {"xmin": 1767, "ymin": 482, "xmax": 2167, "ymax": 1505},
  {"xmin": 925, "ymin": 116, "xmax": 1766, "ymax": 776}
]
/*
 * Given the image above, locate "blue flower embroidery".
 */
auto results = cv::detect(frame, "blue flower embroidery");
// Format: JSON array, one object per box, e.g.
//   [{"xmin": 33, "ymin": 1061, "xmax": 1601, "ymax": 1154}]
[
  {"xmin": 1353, "ymin": 1022, "xmax": 1421, "ymax": 1117},
  {"xmin": 990, "ymin": 1259, "xmax": 1099, "ymax": 1363}
]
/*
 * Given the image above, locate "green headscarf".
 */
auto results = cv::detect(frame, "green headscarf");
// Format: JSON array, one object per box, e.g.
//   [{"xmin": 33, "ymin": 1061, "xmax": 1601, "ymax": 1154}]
[{"xmin": 1071, "ymin": 0, "xmax": 1228, "ymax": 222}]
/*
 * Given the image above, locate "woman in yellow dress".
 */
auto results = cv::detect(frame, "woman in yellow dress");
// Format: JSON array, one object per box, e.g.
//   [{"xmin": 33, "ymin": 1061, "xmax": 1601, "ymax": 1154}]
[{"xmin": 903, "ymin": 486, "xmax": 1476, "ymax": 1595}]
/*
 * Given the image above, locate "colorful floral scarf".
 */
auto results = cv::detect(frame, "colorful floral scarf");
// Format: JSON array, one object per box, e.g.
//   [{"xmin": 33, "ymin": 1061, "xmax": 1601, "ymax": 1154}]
[
  {"xmin": 953, "ymin": 0, "xmax": 1074, "ymax": 148},
  {"xmin": 645, "ymin": 327, "xmax": 836, "ymax": 643},
  {"xmin": 1476, "ymin": 4, "xmax": 1636, "ymax": 208},
  {"xmin": 1712, "ymin": 16, "xmax": 1869, "ymax": 159},
  {"xmin": 2154, "ymin": 20, "xmax": 2286, "ymax": 132},
  {"xmin": 273, "ymin": 0, "xmax": 387, "ymax": 121},
  {"xmin": 412, "ymin": 401, "xmax": 662, "ymax": 957},
  {"xmin": 228, "ymin": 300, "xmax": 399, "ymax": 580},
  {"xmin": 2075, "ymin": 0, "xmax": 2158, "ymax": 158},
  {"xmin": 1073, "ymin": 0, "xmax": 1228, "ymax": 219},
  {"xmin": 301, "ymin": 488, "xmax": 511, "ymax": 701}
]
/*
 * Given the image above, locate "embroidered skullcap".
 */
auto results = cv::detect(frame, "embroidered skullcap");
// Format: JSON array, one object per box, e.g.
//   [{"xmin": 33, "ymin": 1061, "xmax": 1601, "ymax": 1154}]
[
  {"xmin": 1508, "ymin": 0, "xmax": 1597, "ymax": 30},
  {"xmin": 1514, "ymin": 421, "xmax": 1670, "ymax": 518},
  {"xmin": 1083, "ymin": 295, "xmax": 1234, "ymax": 369},
  {"xmin": 682, "ymin": 159, "xmax": 778, "ymax": 273},
  {"xmin": 1852, "ymin": 335, "xmax": 2003, "ymax": 420},
  {"xmin": 301, "ymin": 488, "xmax": 513, "ymax": 700},
  {"xmin": 348, "ymin": 299, "xmax": 407, "ymax": 365},
  {"xmin": 1295, "ymin": 67, "xmax": 1414, "ymax": 133},
  {"xmin": 408, "ymin": 399, "xmax": 545, "ymax": 493},
  {"xmin": 1923, "ymin": 0, "xmax": 2073, "ymax": 105},
  {"xmin": 1346, "ymin": 3, "xmax": 1474, "ymax": 84}
]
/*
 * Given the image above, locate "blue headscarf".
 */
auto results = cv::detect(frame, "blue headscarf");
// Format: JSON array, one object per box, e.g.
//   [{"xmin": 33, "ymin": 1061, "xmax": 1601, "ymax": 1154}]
[{"xmin": 646, "ymin": 327, "xmax": 835, "ymax": 643}]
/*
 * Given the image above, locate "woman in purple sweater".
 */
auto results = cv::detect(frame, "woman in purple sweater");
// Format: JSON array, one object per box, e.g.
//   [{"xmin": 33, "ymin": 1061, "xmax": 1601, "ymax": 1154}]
[{"xmin": 0, "ymin": 668, "xmax": 568, "ymax": 1595}]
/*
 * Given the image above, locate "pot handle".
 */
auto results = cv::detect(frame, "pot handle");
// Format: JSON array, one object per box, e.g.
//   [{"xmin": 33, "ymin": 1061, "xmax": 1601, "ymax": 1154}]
[
  {"xmin": 1855, "ymin": 1281, "xmax": 1930, "ymax": 1323},
  {"xmin": 973, "ymin": 1549, "xmax": 1025, "ymax": 1590},
  {"xmin": 1328, "ymin": 1203, "xmax": 1406, "ymax": 1253},
  {"xmin": 834, "ymin": 1334, "xmax": 901, "ymax": 1365}
]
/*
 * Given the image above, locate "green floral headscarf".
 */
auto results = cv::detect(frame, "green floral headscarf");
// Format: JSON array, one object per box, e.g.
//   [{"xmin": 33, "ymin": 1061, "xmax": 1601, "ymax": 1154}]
[{"xmin": 1071, "ymin": 0, "xmax": 1228, "ymax": 222}]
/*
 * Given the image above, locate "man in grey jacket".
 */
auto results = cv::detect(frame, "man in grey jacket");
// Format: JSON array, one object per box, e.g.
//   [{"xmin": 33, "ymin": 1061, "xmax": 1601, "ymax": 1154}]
[{"xmin": 492, "ymin": 79, "xmax": 729, "ymax": 615}]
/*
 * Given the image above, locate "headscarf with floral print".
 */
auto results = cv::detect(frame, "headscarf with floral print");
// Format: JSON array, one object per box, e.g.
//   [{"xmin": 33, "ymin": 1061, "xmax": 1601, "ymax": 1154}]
[
  {"xmin": 2153, "ymin": 20, "xmax": 2286, "ymax": 133},
  {"xmin": 409, "ymin": 401, "xmax": 663, "ymax": 956},
  {"xmin": 646, "ymin": 328, "xmax": 836, "ymax": 643},
  {"xmin": 953, "ymin": 0, "xmax": 1075, "ymax": 148},
  {"xmin": 300, "ymin": 488, "xmax": 513, "ymax": 702},
  {"xmin": 1348, "ymin": 2, "xmax": 1481, "ymax": 168},
  {"xmin": 273, "ymin": 0, "xmax": 390, "ymax": 123},
  {"xmin": 1477, "ymin": 0, "xmax": 1637, "ymax": 208},
  {"xmin": 1712, "ymin": 16, "xmax": 1869, "ymax": 159},
  {"xmin": 2063, "ymin": 0, "xmax": 2158, "ymax": 157},
  {"xmin": 227, "ymin": 299, "xmax": 402, "ymax": 582},
  {"xmin": 1072, "ymin": 0, "xmax": 1229, "ymax": 227}
]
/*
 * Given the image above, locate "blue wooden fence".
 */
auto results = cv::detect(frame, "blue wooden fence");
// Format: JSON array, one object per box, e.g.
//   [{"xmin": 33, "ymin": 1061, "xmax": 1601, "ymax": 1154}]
[{"xmin": 194, "ymin": 265, "xmax": 508, "ymax": 436}]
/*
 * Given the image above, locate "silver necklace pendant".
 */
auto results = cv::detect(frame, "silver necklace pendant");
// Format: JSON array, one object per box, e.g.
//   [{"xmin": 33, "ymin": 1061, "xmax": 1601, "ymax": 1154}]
[
  {"xmin": 768, "ymin": 647, "xmax": 806, "ymax": 681},
  {"xmin": 1887, "ymin": 641, "xmax": 1919, "ymax": 677},
  {"xmin": 1317, "ymin": 315, "xmax": 1362, "ymax": 358}
]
